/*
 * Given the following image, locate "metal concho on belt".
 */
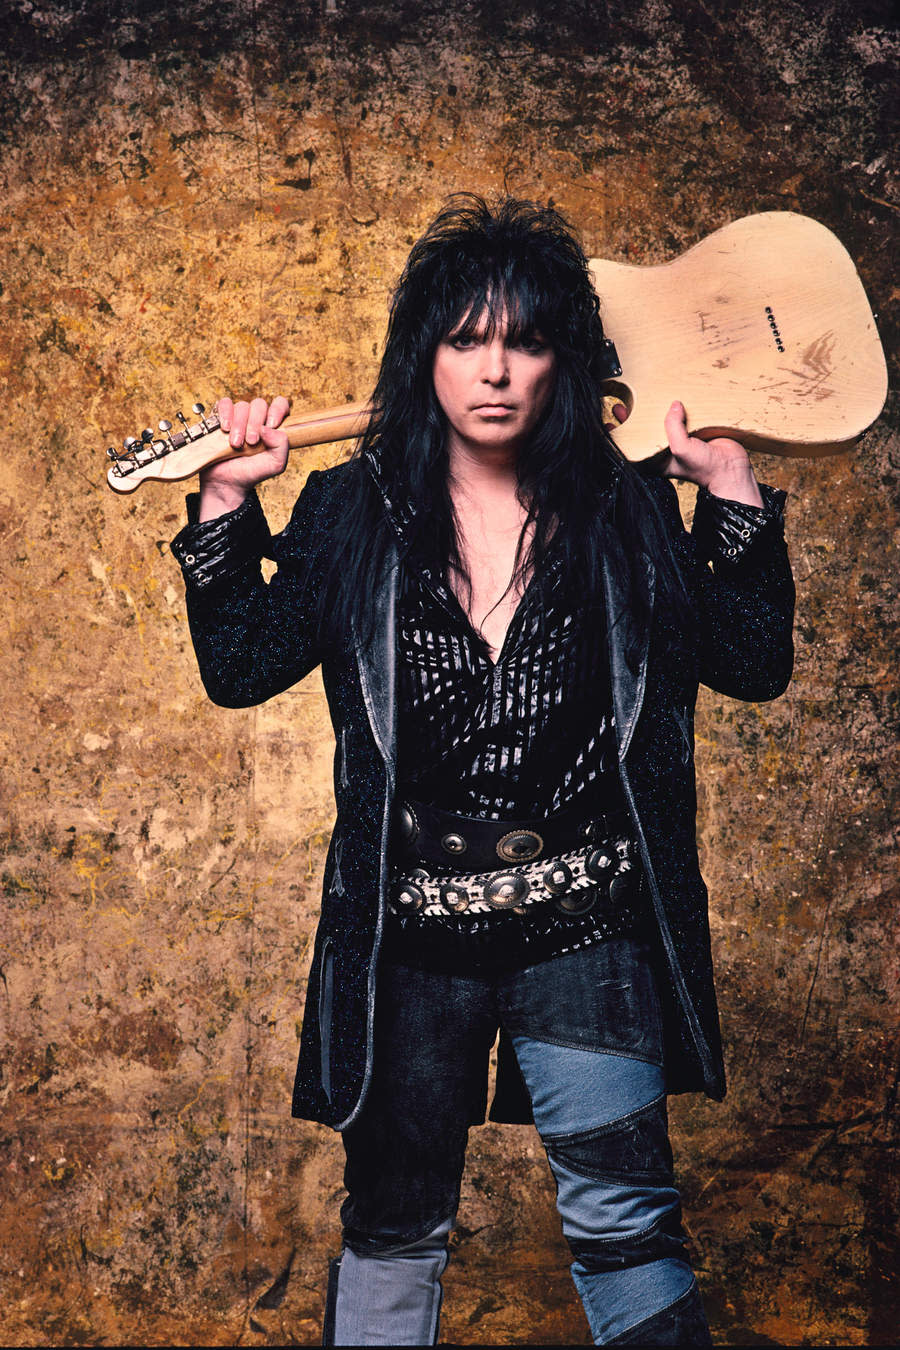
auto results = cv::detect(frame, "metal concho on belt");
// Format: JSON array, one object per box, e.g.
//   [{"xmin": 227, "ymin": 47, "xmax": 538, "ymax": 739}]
[
  {"xmin": 496, "ymin": 829, "xmax": 544, "ymax": 863},
  {"xmin": 389, "ymin": 838, "xmax": 638, "ymax": 917}
]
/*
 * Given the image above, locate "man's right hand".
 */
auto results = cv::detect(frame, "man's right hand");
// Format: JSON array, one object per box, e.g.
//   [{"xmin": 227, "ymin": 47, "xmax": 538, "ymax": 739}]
[{"xmin": 198, "ymin": 395, "xmax": 291, "ymax": 521}]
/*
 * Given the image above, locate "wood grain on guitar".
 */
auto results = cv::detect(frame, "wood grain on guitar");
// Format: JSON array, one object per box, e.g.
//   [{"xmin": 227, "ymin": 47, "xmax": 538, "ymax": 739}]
[
  {"xmin": 104, "ymin": 212, "xmax": 887, "ymax": 494},
  {"xmin": 589, "ymin": 212, "xmax": 886, "ymax": 461}
]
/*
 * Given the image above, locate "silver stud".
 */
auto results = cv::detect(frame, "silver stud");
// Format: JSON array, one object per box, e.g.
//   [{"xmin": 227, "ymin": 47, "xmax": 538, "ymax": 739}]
[
  {"xmin": 585, "ymin": 849, "xmax": 612, "ymax": 879},
  {"xmin": 440, "ymin": 883, "xmax": 470, "ymax": 913},
  {"xmin": 555, "ymin": 890, "xmax": 596, "ymax": 916},
  {"xmin": 497, "ymin": 829, "xmax": 543, "ymax": 863},
  {"xmin": 542, "ymin": 861, "xmax": 572, "ymax": 896},
  {"xmin": 396, "ymin": 881, "xmax": 425, "ymax": 911},
  {"xmin": 485, "ymin": 873, "xmax": 528, "ymax": 908}
]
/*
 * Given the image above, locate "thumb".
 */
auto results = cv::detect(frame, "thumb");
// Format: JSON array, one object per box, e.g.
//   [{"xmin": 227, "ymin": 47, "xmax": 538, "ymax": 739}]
[
  {"xmin": 663, "ymin": 400, "xmax": 690, "ymax": 456},
  {"xmin": 259, "ymin": 424, "xmax": 289, "ymax": 452},
  {"xmin": 257, "ymin": 424, "xmax": 290, "ymax": 475}
]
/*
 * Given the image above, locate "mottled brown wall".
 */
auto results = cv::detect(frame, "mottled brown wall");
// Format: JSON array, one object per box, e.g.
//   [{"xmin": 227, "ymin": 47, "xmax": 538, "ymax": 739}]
[{"xmin": 1, "ymin": 1, "xmax": 897, "ymax": 1344}]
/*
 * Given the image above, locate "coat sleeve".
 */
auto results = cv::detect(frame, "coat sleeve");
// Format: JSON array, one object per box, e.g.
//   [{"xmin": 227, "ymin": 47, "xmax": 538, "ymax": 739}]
[
  {"xmin": 170, "ymin": 469, "xmax": 335, "ymax": 707},
  {"xmin": 648, "ymin": 476, "xmax": 795, "ymax": 702}
]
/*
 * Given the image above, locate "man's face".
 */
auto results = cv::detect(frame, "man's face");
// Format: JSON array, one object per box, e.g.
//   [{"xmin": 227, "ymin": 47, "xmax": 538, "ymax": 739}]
[{"xmin": 432, "ymin": 308, "xmax": 557, "ymax": 461}]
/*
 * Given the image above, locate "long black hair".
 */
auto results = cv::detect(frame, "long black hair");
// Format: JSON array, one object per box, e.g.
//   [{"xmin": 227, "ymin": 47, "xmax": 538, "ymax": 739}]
[{"xmin": 317, "ymin": 194, "xmax": 688, "ymax": 644}]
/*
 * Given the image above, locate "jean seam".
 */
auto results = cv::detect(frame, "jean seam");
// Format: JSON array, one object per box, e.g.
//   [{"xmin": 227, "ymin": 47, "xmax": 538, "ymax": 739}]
[
  {"xmin": 569, "ymin": 1212, "xmax": 676, "ymax": 1250},
  {"xmin": 541, "ymin": 1092, "xmax": 667, "ymax": 1145},
  {"xmin": 550, "ymin": 1155, "xmax": 674, "ymax": 1185},
  {"xmin": 343, "ymin": 1206, "xmax": 456, "ymax": 1255},
  {"xmin": 606, "ymin": 1274, "xmax": 699, "ymax": 1340},
  {"xmin": 509, "ymin": 1032, "xmax": 663, "ymax": 1062}
]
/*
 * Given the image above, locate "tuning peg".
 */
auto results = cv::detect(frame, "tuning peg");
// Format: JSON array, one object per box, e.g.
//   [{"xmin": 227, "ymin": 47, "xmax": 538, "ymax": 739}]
[
  {"xmin": 141, "ymin": 428, "xmax": 154, "ymax": 443},
  {"xmin": 192, "ymin": 402, "xmax": 213, "ymax": 432},
  {"xmin": 158, "ymin": 418, "xmax": 176, "ymax": 449},
  {"xmin": 107, "ymin": 446, "xmax": 119, "ymax": 460},
  {"xmin": 175, "ymin": 411, "xmax": 192, "ymax": 440},
  {"xmin": 123, "ymin": 436, "xmax": 139, "ymax": 451}
]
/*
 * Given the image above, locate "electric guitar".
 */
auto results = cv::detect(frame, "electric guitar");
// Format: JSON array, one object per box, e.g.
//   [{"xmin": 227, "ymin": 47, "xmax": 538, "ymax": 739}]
[{"xmin": 104, "ymin": 211, "xmax": 887, "ymax": 493}]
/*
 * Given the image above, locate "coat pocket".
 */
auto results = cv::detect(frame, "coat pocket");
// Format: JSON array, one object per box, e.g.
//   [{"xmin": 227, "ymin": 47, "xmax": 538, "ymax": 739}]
[{"xmin": 318, "ymin": 937, "xmax": 335, "ymax": 1102}]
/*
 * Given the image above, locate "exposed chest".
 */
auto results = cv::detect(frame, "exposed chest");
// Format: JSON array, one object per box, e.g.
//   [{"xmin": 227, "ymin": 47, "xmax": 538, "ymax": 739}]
[{"xmin": 450, "ymin": 500, "xmax": 533, "ymax": 662}]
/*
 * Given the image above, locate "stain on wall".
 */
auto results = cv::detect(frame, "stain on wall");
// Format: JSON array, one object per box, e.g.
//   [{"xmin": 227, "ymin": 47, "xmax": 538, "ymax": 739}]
[{"xmin": 1, "ymin": 1, "xmax": 897, "ymax": 1344}]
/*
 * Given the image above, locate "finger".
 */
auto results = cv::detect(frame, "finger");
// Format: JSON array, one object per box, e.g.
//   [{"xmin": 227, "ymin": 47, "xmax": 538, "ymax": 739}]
[
  {"xmin": 229, "ymin": 400, "xmax": 251, "ymax": 449},
  {"xmin": 603, "ymin": 401, "xmax": 629, "ymax": 433},
  {"xmin": 663, "ymin": 400, "xmax": 691, "ymax": 457},
  {"xmin": 266, "ymin": 395, "xmax": 291, "ymax": 428},
  {"xmin": 245, "ymin": 396, "xmax": 269, "ymax": 447},
  {"xmin": 216, "ymin": 396, "xmax": 234, "ymax": 432}
]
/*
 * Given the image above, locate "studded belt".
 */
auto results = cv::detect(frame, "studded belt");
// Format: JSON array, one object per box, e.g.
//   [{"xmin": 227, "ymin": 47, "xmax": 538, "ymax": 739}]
[
  {"xmin": 389, "ymin": 836, "xmax": 640, "ymax": 918},
  {"xmin": 393, "ymin": 798, "xmax": 633, "ymax": 873}
]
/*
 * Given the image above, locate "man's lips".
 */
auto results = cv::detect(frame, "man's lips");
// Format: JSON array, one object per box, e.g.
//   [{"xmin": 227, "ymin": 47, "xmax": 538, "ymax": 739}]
[{"xmin": 471, "ymin": 403, "xmax": 517, "ymax": 412}]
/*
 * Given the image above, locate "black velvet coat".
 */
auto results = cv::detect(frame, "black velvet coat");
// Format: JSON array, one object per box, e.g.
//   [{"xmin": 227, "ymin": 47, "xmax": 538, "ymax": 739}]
[{"xmin": 175, "ymin": 464, "xmax": 794, "ymax": 1131}]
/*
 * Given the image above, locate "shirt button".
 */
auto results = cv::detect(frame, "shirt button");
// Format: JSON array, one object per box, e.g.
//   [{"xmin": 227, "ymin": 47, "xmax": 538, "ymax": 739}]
[{"xmin": 184, "ymin": 554, "xmax": 196, "ymax": 564}]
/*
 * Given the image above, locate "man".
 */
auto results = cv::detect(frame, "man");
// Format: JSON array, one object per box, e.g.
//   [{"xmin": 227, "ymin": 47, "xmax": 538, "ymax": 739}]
[{"xmin": 171, "ymin": 196, "xmax": 794, "ymax": 1345}]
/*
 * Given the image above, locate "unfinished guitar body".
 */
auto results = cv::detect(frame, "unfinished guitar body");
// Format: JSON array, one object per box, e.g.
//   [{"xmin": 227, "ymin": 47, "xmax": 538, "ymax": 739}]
[{"xmin": 589, "ymin": 212, "xmax": 887, "ymax": 462}]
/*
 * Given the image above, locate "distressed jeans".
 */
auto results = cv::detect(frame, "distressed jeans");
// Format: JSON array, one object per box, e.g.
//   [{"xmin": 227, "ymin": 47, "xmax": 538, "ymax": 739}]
[{"xmin": 329, "ymin": 938, "xmax": 711, "ymax": 1346}]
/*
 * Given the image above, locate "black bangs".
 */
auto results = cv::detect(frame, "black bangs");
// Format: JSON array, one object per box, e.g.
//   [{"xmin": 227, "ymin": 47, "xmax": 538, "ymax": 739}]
[{"xmin": 442, "ymin": 277, "xmax": 549, "ymax": 348}]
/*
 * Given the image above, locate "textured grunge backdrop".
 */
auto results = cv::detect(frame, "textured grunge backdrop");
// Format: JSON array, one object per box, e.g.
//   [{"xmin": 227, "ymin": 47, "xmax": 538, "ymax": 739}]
[{"xmin": 1, "ymin": 1, "xmax": 897, "ymax": 1344}]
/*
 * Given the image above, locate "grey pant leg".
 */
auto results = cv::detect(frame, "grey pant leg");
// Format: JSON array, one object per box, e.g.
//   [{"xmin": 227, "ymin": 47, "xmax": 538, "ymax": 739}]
[{"xmin": 332, "ymin": 1216, "xmax": 454, "ymax": 1347}]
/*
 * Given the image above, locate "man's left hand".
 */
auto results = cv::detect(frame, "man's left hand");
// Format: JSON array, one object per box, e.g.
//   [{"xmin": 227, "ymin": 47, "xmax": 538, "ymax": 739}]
[{"xmin": 662, "ymin": 400, "xmax": 763, "ymax": 507}]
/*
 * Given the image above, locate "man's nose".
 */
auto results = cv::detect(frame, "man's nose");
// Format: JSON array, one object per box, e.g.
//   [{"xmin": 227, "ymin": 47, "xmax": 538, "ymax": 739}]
[{"xmin": 480, "ymin": 339, "xmax": 510, "ymax": 383}]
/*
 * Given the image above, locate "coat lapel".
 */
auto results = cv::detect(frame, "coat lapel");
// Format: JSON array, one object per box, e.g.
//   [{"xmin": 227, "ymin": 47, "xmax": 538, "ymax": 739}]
[
  {"xmin": 353, "ymin": 541, "xmax": 399, "ymax": 771},
  {"xmin": 601, "ymin": 524, "xmax": 656, "ymax": 763}
]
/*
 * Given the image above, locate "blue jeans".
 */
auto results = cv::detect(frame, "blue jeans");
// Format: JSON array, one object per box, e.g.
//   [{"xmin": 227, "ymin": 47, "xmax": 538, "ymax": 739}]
[{"xmin": 331, "ymin": 938, "xmax": 708, "ymax": 1345}]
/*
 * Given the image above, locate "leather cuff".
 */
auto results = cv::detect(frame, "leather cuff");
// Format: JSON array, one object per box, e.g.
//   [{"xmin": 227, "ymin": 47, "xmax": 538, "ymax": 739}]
[
  {"xmin": 170, "ymin": 490, "xmax": 271, "ymax": 589},
  {"xmin": 692, "ymin": 482, "xmax": 786, "ymax": 566}
]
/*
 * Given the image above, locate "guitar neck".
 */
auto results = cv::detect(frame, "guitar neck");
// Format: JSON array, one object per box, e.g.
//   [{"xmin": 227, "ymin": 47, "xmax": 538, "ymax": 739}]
[{"xmin": 106, "ymin": 401, "xmax": 372, "ymax": 493}]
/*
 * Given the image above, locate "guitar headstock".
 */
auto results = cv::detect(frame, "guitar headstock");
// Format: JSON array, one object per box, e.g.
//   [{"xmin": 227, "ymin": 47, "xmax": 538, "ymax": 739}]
[{"xmin": 105, "ymin": 402, "xmax": 222, "ymax": 492}]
